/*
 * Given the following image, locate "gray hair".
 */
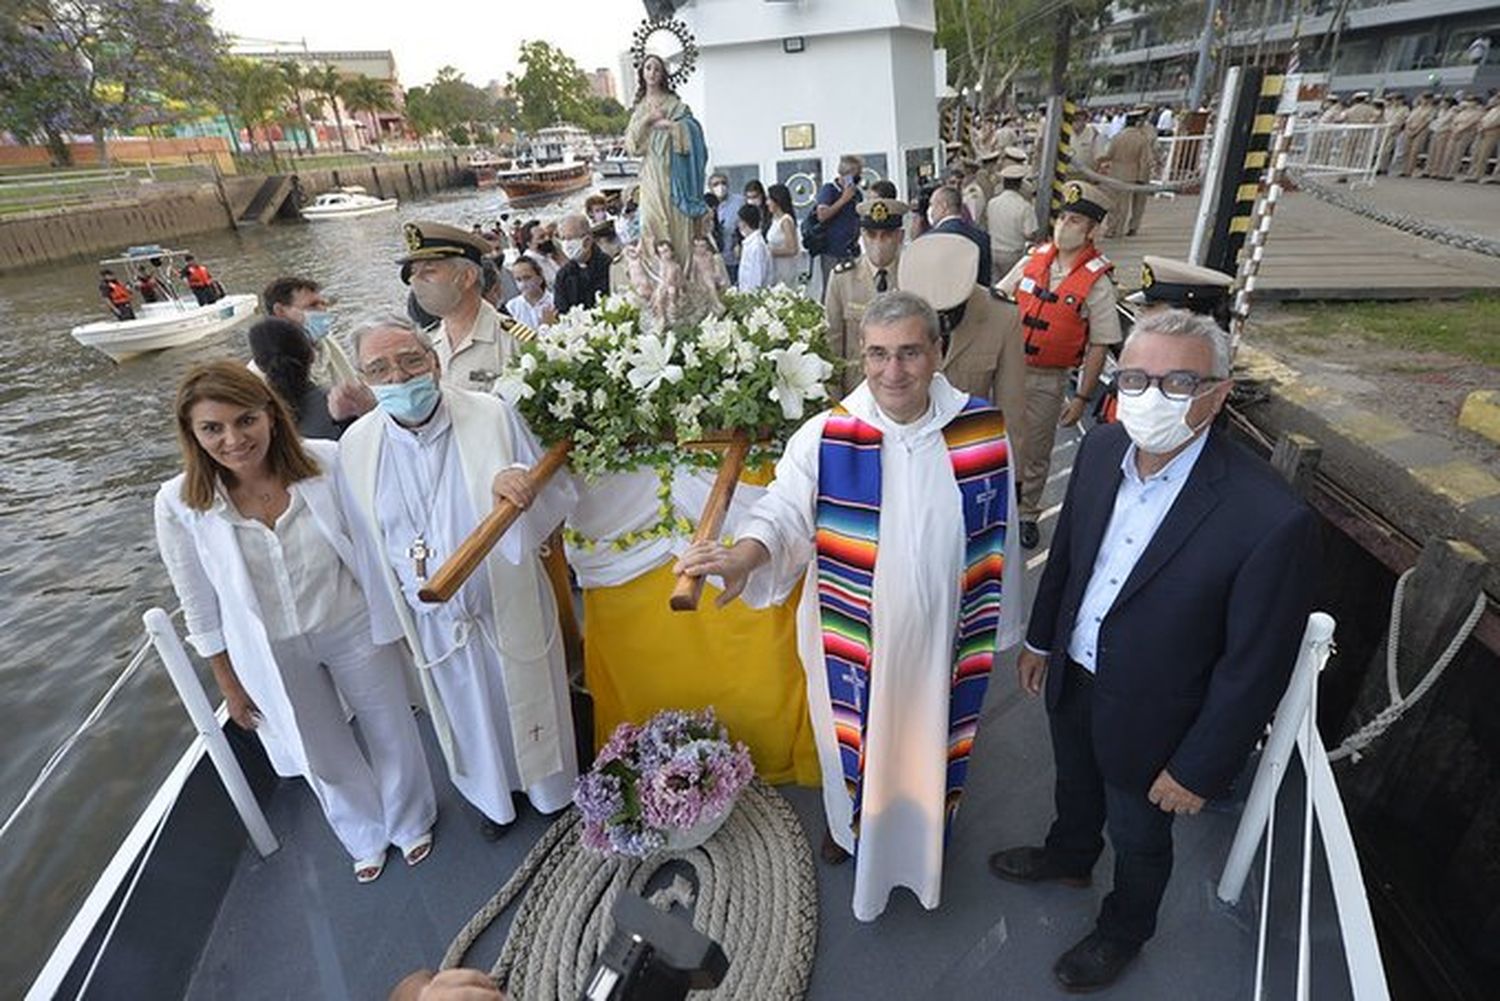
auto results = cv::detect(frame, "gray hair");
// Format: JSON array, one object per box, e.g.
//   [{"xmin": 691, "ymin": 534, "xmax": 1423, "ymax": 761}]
[
  {"xmin": 1128, "ymin": 307, "xmax": 1232, "ymax": 378},
  {"xmin": 351, "ymin": 314, "xmax": 436, "ymax": 361},
  {"xmin": 859, "ymin": 290, "xmax": 941, "ymax": 344}
]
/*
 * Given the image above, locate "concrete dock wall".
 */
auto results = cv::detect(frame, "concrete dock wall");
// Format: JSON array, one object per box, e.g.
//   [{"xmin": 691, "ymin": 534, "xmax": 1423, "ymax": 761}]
[{"xmin": 0, "ymin": 155, "xmax": 470, "ymax": 274}]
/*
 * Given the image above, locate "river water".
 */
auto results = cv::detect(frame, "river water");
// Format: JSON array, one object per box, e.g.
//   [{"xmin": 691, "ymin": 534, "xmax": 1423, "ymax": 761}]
[{"xmin": 0, "ymin": 184, "xmax": 589, "ymax": 985}]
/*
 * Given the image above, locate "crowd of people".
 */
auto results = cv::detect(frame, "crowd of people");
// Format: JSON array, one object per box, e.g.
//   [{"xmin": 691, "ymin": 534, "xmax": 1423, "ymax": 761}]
[{"xmin": 153, "ymin": 105, "xmax": 1325, "ymax": 990}]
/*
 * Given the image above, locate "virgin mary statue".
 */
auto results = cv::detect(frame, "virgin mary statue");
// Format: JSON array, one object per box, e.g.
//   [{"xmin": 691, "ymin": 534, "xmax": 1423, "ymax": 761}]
[{"xmin": 624, "ymin": 52, "xmax": 709, "ymax": 270}]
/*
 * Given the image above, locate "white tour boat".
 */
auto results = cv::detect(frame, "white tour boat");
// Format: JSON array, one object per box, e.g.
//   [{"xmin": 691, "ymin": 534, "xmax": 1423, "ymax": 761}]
[
  {"xmin": 71, "ymin": 247, "xmax": 258, "ymax": 362},
  {"xmin": 298, "ymin": 185, "xmax": 399, "ymax": 220}
]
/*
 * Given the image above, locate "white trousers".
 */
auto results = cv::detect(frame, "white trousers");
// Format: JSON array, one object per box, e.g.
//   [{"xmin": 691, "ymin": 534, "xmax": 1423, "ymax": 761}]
[
  {"xmin": 425, "ymin": 636, "xmax": 577, "ymax": 825},
  {"xmin": 269, "ymin": 617, "xmax": 436, "ymax": 861}
]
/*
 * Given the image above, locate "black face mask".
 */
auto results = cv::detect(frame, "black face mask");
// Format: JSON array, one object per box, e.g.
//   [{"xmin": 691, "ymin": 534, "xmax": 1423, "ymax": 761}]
[
  {"xmin": 938, "ymin": 301, "xmax": 968, "ymax": 334},
  {"xmin": 538, "ymin": 240, "xmax": 557, "ymax": 255}
]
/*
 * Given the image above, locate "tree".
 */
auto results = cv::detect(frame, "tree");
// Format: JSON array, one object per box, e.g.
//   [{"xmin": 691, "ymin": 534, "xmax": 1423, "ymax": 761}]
[
  {"xmin": 0, "ymin": 16, "xmax": 81, "ymax": 163},
  {"xmin": 339, "ymin": 75, "xmax": 396, "ymax": 149},
  {"xmin": 215, "ymin": 56, "xmax": 289, "ymax": 165},
  {"xmin": 508, "ymin": 39, "xmax": 593, "ymax": 131},
  {"xmin": 310, "ymin": 64, "xmax": 351, "ymax": 151},
  {"xmin": 1, "ymin": 0, "xmax": 225, "ymax": 164},
  {"xmin": 278, "ymin": 60, "xmax": 317, "ymax": 154}
]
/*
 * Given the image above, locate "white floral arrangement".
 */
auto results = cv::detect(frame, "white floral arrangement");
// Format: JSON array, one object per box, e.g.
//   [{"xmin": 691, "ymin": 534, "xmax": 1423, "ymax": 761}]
[{"xmin": 497, "ymin": 286, "xmax": 838, "ymax": 483}]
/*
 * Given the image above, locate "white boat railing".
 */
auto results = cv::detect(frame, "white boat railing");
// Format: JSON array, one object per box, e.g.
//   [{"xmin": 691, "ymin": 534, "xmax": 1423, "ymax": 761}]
[
  {"xmin": 18, "ymin": 609, "xmax": 277, "ymax": 1001},
  {"xmin": 1218, "ymin": 612, "xmax": 1392, "ymax": 1001},
  {"xmin": 1286, "ymin": 123, "xmax": 1392, "ymax": 188}
]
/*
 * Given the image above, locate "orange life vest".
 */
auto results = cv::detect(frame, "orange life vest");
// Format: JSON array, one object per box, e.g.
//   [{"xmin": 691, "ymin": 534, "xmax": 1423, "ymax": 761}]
[
  {"xmin": 1016, "ymin": 243, "xmax": 1114, "ymax": 369},
  {"xmin": 183, "ymin": 263, "xmax": 213, "ymax": 288},
  {"xmin": 103, "ymin": 280, "xmax": 132, "ymax": 305}
]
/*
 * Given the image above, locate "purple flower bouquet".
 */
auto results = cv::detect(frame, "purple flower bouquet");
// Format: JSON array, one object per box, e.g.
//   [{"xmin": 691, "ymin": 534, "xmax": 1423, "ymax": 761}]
[{"xmin": 574, "ymin": 708, "xmax": 754, "ymax": 857}]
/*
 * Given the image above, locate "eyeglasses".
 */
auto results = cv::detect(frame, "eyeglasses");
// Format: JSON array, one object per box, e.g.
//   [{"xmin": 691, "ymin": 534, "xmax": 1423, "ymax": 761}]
[
  {"xmin": 360, "ymin": 350, "xmax": 434, "ymax": 382},
  {"xmin": 1114, "ymin": 368, "xmax": 1223, "ymax": 401},
  {"xmin": 862, "ymin": 345, "xmax": 932, "ymax": 367}
]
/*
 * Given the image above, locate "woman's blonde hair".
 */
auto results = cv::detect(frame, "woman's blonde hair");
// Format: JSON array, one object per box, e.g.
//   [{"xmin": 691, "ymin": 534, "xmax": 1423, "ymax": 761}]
[{"xmin": 173, "ymin": 360, "xmax": 320, "ymax": 511}]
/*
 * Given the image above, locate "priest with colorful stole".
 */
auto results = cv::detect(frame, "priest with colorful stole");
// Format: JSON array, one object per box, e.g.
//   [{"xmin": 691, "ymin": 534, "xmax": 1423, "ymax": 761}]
[
  {"xmin": 337, "ymin": 315, "xmax": 579, "ymax": 840},
  {"xmin": 677, "ymin": 290, "xmax": 1023, "ymax": 920}
]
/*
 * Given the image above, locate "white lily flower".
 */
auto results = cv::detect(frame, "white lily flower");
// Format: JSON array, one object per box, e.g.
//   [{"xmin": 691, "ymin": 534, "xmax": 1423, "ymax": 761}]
[
  {"xmin": 495, "ymin": 372, "xmax": 535, "ymax": 405},
  {"xmin": 766, "ymin": 343, "xmax": 833, "ymax": 420},
  {"xmin": 626, "ymin": 332, "xmax": 684, "ymax": 395}
]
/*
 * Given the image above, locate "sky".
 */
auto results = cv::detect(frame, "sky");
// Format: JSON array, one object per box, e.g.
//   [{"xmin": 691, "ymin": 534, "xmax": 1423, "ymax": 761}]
[{"xmin": 207, "ymin": 0, "xmax": 647, "ymax": 92}]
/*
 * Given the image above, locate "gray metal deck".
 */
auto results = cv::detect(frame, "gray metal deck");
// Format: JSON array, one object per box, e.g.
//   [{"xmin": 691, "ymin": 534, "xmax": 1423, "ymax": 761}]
[{"xmin": 184, "ymin": 433, "xmax": 1361, "ymax": 1000}]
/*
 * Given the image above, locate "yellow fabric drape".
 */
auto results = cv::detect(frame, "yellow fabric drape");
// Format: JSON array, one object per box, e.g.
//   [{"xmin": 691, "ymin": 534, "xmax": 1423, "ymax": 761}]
[{"xmin": 582, "ymin": 565, "xmax": 819, "ymax": 787}]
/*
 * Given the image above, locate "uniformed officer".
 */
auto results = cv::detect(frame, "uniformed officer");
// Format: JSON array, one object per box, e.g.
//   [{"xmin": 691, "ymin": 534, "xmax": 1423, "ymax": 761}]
[
  {"xmin": 1400, "ymin": 94, "xmax": 1438, "ymax": 176},
  {"xmin": 1101, "ymin": 108, "xmax": 1156, "ymax": 237},
  {"xmin": 899, "ymin": 232, "xmax": 1028, "ymax": 472},
  {"xmin": 1466, "ymin": 94, "xmax": 1500, "ymax": 183},
  {"xmin": 994, "ymin": 180, "xmax": 1122, "ymax": 550},
  {"xmin": 824, "ymin": 197, "xmax": 908, "ymax": 394},
  {"xmin": 1441, "ymin": 95, "xmax": 1486, "ymax": 180},
  {"xmin": 1422, "ymin": 96, "xmax": 1459, "ymax": 178},
  {"xmin": 398, "ymin": 220, "xmax": 521, "ymax": 393},
  {"xmin": 986, "ymin": 164, "xmax": 1036, "ymax": 282},
  {"xmin": 962, "ymin": 160, "xmax": 992, "ymax": 233},
  {"xmin": 1003, "ymin": 144, "xmax": 1037, "ymax": 200},
  {"xmin": 1125, "ymin": 255, "xmax": 1234, "ymax": 329}
]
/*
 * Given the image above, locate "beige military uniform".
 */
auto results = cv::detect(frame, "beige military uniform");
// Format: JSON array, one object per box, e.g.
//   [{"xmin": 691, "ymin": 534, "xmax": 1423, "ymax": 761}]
[
  {"xmin": 1423, "ymin": 105, "xmax": 1458, "ymax": 178},
  {"xmin": 434, "ymin": 299, "xmax": 520, "ymax": 394},
  {"xmin": 1343, "ymin": 101, "xmax": 1381, "ymax": 125},
  {"xmin": 1400, "ymin": 101, "xmax": 1437, "ymax": 176},
  {"xmin": 996, "ymin": 249, "xmax": 1123, "ymax": 521},
  {"xmin": 1442, "ymin": 102, "xmax": 1486, "ymax": 179},
  {"xmin": 986, "ymin": 188, "xmax": 1034, "ymax": 282},
  {"xmin": 1379, "ymin": 102, "xmax": 1409, "ymax": 173},
  {"xmin": 939, "ymin": 288, "xmax": 1028, "ymax": 474},
  {"xmin": 1468, "ymin": 103, "xmax": 1500, "ymax": 182},
  {"xmin": 824, "ymin": 255, "xmax": 899, "ymax": 394},
  {"xmin": 1102, "ymin": 125, "xmax": 1156, "ymax": 236}
]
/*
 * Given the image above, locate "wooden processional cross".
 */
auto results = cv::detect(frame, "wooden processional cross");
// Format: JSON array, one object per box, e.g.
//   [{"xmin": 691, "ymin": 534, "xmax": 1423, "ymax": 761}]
[{"xmin": 415, "ymin": 432, "xmax": 753, "ymax": 612}]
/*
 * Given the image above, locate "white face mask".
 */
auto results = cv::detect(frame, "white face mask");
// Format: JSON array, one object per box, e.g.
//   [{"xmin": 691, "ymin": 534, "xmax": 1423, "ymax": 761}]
[
  {"xmin": 1116, "ymin": 386, "xmax": 1206, "ymax": 455},
  {"xmin": 411, "ymin": 275, "xmax": 464, "ymax": 316},
  {"xmin": 1053, "ymin": 222, "xmax": 1087, "ymax": 252},
  {"xmin": 560, "ymin": 238, "xmax": 587, "ymax": 261}
]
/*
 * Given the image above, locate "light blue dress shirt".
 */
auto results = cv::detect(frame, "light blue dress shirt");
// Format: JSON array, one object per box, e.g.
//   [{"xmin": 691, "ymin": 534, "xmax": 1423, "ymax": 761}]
[{"xmin": 1058, "ymin": 432, "xmax": 1210, "ymax": 672}]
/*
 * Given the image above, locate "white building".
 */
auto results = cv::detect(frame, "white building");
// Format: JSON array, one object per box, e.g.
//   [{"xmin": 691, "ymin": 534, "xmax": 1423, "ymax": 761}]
[{"xmin": 675, "ymin": 0, "xmax": 941, "ymax": 207}]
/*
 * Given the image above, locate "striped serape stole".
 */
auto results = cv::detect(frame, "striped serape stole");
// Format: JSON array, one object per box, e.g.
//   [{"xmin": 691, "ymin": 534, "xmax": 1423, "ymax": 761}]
[
  {"xmin": 940, "ymin": 399, "xmax": 1010, "ymax": 831},
  {"xmin": 815, "ymin": 398, "xmax": 1011, "ymax": 842}
]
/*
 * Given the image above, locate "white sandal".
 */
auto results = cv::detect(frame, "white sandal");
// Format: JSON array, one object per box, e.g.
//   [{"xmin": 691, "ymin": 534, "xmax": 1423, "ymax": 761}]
[
  {"xmin": 402, "ymin": 831, "xmax": 434, "ymax": 867},
  {"xmin": 354, "ymin": 853, "xmax": 387, "ymax": 884}
]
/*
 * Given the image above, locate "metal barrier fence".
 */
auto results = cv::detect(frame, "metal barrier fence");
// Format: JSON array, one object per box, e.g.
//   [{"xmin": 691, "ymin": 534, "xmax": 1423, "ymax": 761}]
[
  {"xmin": 1154, "ymin": 132, "xmax": 1213, "ymax": 190},
  {"xmin": 1286, "ymin": 122, "xmax": 1392, "ymax": 188},
  {"xmin": 0, "ymin": 163, "xmax": 218, "ymax": 216}
]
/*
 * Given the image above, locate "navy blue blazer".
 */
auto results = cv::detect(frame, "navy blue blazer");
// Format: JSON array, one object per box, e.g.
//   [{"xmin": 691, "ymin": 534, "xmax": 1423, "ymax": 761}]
[
  {"xmin": 930, "ymin": 216, "xmax": 993, "ymax": 286},
  {"xmin": 1026, "ymin": 423, "xmax": 1322, "ymax": 797}
]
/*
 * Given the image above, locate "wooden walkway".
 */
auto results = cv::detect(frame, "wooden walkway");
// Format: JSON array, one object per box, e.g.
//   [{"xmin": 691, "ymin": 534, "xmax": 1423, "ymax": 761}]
[{"xmin": 1094, "ymin": 179, "xmax": 1500, "ymax": 300}]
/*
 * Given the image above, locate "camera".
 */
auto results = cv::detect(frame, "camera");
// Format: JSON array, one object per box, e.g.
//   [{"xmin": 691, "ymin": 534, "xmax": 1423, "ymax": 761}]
[{"xmin": 580, "ymin": 890, "xmax": 728, "ymax": 1001}]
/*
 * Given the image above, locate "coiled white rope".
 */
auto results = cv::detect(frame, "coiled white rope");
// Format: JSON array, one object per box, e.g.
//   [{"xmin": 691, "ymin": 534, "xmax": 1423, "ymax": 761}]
[
  {"xmin": 1328, "ymin": 568, "xmax": 1487, "ymax": 763},
  {"xmin": 443, "ymin": 780, "xmax": 819, "ymax": 1000}
]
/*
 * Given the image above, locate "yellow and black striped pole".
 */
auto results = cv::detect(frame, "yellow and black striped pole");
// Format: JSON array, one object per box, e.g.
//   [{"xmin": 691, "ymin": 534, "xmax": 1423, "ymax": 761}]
[
  {"xmin": 1204, "ymin": 69, "xmax": 1284, "ymax": 274},
  {"xmin": 1048, "ymin": 98, "xmax": 1079, "ymax": 216}
]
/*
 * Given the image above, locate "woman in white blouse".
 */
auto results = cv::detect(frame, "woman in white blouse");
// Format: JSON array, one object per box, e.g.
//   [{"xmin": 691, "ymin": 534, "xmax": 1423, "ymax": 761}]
[
  {"xmin": 505, "ymin": 256, "xmax": 557, "ymax": 330},
  {"xmin": 765, "ymin": 183, "xmax": 805, "ymax": 288},
  {"xmin": 154, "ymin": 362, "xmax": 436, "ymax": 883}
]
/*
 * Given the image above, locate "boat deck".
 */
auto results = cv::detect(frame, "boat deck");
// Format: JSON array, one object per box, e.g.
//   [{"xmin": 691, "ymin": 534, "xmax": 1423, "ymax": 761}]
[{"xmin": 182, "ymin": 432, "xmax": 1361, "ymax": 1000}]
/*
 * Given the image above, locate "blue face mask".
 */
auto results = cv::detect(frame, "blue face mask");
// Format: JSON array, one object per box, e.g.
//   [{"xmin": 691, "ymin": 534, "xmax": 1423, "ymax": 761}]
[
  {"xmin": 372, "ymin": 374, "xmax": 440, "ymax": 425},
  {"xmin": 302, "ymin": 310, "xmax": 335, "ymax": 342}
]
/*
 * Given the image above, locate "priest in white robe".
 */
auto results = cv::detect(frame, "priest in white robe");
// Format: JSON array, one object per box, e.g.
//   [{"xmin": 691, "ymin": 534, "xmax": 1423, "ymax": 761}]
[
  {"xmin": 337, "ymin": 315, "xmax": 578, "ymax": 837},
  {"xmin": 678, "ymin": 290, "xmax": 1023, "ymax": 921}
]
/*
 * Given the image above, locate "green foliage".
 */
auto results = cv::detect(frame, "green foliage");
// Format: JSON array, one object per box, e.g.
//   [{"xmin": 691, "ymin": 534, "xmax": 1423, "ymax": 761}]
[
  {"xmin": 214, "ymin": 57, "xmax": 288, "ymax": 157},
  {"xmin": 509, "ymin": 39, "xmax": 595, "ymax": 131},
  {"xmin": 405, "ymin": 66, "xmax": 502, "ymax": 145},
  {"xmin": 1270, "ymin": 296, "xmax": 1500, "ymax": 368},
  {"xmin": 1, "ymin": 0, "xmax": 226, "ymax": 162},
  {"xmin": 339, "ymin": 75, "xmax": 396, "ymax": 148},
  {"xmin": 309, "ymin": 64, "xmax": 351, "ymax": 152}
]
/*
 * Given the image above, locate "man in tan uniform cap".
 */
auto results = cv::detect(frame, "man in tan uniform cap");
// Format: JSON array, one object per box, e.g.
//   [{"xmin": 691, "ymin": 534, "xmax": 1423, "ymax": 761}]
[
  {"xmin": 898, "ymin": 232, "xmax": 1028, "ymax": 469},
  {"xmin": 824, "ymin": 197, "xmax": 908, "ymax": 394}
]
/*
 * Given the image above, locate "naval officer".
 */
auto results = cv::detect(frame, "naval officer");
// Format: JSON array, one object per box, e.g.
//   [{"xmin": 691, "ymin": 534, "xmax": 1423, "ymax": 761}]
[{"xmin": 824, "ymin": 197, "xmax": 908, "ymax": 394}]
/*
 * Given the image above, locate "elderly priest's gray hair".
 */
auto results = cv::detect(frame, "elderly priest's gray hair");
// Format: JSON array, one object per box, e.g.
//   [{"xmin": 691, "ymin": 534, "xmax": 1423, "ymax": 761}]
[{"xmin": 351, "ymin": 314, "xmax": 437, "ymax": 359}]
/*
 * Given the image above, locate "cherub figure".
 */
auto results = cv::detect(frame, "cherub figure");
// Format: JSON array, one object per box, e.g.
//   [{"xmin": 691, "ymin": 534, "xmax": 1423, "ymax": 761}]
[
  {"xmin": 691, "ymin": 235, "xmax": 724, "ymax": 310},
  {"xmin": 651, "ymin": 239, "xmax": 682, "ymax": 323},
  {"xmin": 624, "ymin": 243, "xmax": 654, "ymax": 303}
]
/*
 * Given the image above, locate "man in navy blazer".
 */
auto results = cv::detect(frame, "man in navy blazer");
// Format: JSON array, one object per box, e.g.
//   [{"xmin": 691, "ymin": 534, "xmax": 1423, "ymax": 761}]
[
  {"xmin": 989, "ymin": 309, "xmax": 1321, "ymax": 992},
  {"xmin": 925, "ymin": 185, "xmax": 993, "ymax": 285}
]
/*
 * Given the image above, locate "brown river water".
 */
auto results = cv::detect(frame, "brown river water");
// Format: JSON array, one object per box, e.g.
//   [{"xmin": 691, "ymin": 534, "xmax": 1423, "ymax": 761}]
[{"xmin": 0, "ymin": 183, "xmax": 588, "ymax": 986}]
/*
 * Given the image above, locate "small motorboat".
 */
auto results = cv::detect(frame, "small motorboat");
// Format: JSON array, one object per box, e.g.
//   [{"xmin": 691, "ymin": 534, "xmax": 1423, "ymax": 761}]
[
  {"xmin": 299, "ymin": 185, "xmax": 398, "ymax": 220},
  {"xmin": 596, "ymin": 146, "xmax": 642, "ymax": 178},
  {"xmin": 71, "ymin": 246, "xmax": 259, "ymax": 362}
]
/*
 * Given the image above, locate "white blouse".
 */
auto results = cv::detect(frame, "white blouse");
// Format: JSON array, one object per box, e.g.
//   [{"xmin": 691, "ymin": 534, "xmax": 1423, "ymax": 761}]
[{"xmin": 506, "ymin": 291, "xmax": 555, "ymax": 330}]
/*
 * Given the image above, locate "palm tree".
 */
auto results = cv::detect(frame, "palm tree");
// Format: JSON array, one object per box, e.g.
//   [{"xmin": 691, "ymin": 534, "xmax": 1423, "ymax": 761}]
[
  {"xmin": 311, "ymin": 65, "xmax": 351, "ymax": 152},
  {"xmin": 339, "ymin": 75, "xmax": 397, "ymax": 150},
  {"xmin": 218, "ymin": 57, "xmax": 291, "ymax": 166},
  {"xmin": 278, "ymin": 60, "xmax": 317, "ymax": 154}
]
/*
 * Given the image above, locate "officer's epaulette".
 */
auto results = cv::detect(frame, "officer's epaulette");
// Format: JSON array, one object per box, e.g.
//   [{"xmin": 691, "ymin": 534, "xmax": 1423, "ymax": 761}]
[
  {"xmin": 1085, "ymin": 254, "xmax": 1113, "ymax": 272},
  {"xmin": 834, "ymin": 258, "xmax": 857, "ymax": 274},
  {"xmin": 499, "ymin": 314, "xmax": 539, "ymax": 342}
]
